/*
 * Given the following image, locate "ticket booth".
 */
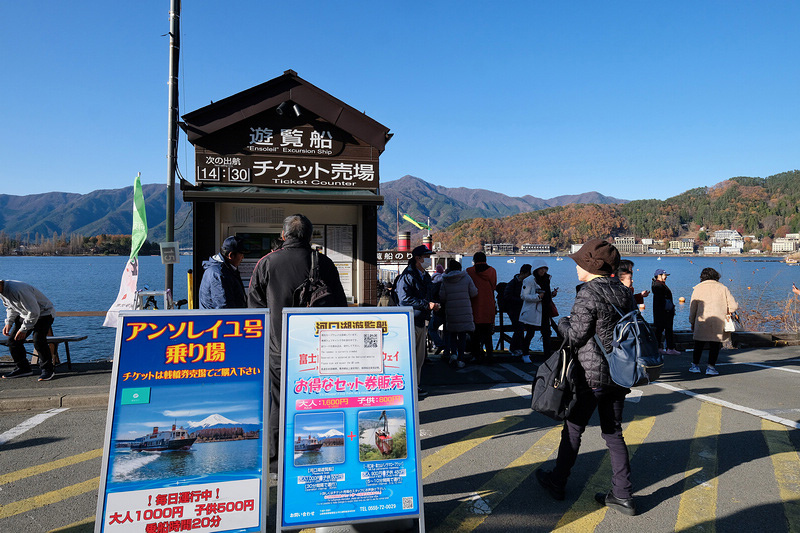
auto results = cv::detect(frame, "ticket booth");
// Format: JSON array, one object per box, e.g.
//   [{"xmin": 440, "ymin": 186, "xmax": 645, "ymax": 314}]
[{"xmin": 181, "ymin": 70, "xmax": 391, "ymax": 306}]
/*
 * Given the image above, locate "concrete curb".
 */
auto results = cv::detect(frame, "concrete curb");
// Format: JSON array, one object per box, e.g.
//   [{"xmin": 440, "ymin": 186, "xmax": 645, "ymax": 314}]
[{"xmin": 0, "ymin": 393, "xmax": 110, "ymax": 412}]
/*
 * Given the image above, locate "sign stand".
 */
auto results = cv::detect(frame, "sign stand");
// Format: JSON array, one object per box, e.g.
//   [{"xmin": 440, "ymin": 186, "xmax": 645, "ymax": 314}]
[
  {"xmin": 96, "ymin": 309, "xmax": 270, "ymax": 533},
  {"xmin": 277, "ymin": 307, "xmax": 424, "ymax": 532}
]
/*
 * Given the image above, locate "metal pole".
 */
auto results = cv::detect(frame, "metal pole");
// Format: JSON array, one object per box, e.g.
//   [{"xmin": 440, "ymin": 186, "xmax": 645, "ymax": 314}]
[{"xmin": 166, "ymin": 0, "xmax": 180, "ymax": 293}]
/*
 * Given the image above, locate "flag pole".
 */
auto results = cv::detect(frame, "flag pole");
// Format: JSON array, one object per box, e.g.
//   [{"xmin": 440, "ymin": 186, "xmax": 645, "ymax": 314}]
[{"xmin": 165, "ymin": 0, "xmax": 181, "ymax": 294}]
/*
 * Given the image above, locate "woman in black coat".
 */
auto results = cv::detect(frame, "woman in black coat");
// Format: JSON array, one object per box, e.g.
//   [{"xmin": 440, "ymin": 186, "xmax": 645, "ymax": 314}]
[
  {"xmin": 535, "ymin": 239, "xmax": 638, "ymax": 516},
  {"xmin": 651, "ymin": 268, "xmax": 679, "ymax": 355}
]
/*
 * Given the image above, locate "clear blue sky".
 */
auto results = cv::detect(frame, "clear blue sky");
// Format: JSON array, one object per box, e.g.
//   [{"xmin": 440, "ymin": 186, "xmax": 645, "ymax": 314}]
[{"xmin": 2, "ymin": 1, "xmax": 797, "ymax": 201}]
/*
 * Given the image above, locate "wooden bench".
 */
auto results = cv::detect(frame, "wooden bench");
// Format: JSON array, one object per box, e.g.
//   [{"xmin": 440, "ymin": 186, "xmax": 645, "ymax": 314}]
[{"xmin": 2, "ymin": 335, "xmax": 87, "ymax": 371}]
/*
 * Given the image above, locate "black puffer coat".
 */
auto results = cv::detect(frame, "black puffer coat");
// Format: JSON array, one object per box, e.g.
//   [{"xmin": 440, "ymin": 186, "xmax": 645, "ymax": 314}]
[{"xmin": 558, "ymin": 276, "xmax": 635, "ymax": 389}]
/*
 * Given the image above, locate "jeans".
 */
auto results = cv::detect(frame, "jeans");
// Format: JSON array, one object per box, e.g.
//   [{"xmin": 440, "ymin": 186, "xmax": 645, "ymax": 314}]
[
  {"xmin": 7, "ymin": 315, "xmax": 55, "ymax": 372},
  {"xmin": 551, "ymin": 386, "xmax": 632, "ymax": 499},
  {"xmin": 428, "ymin": 313, "xmax": 445, "ymax": 349},
  {"xmin": 448, "ymin": 331, "xmax": 469, "ymax": 361}
]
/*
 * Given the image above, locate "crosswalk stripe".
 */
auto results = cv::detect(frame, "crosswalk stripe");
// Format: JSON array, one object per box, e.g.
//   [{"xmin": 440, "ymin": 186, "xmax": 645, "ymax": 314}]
[
  {"xmin": 428, "ymin": 426, "xmax": 563, "ymax": 533},
  {"xmin": 422, "ymin": 415, "xmax": 523, "ymax": 479},
  {"xmin": 553, "ymin": 414, "xmax": 656, "ymax": 531},
  {"xmin": 762, "ymin": 419, "xmax": 800, "ymax": 532},
  {"xmin": 0, "ymin": 408, "xmax": 69, "ymax": 446},
  {"xmin": 0, "ymin": 477, "xmax": 100, "ymax": 519},
  {"xmin": 655, "ymin": 382, "xmax": 800, "ymax": 430},
  {"xmin": 0, "ymin": 448, "xmax": 103, "ymax": 486},
  {"xmin": 675, "ymin": 401, "xmax": 721, "ymax": 532}
]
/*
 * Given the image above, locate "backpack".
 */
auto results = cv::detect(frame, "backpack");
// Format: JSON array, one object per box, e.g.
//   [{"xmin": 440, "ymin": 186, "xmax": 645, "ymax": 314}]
[
  {"xmin": 594, "ymin": 305, "xmax": 663, "ymax": 387},
  {"xmin": 293, "ymin": 251, "xmax": 337, "ymax": 307}
]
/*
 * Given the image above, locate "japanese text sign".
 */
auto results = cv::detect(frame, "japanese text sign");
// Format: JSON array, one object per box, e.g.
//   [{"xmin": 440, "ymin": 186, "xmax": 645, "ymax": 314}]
[
  {"xmin": 278, "ymin": 308, "xmax": 424, "ymax": 531},
  {"xmin": 96, "ymin": 310, "xmax": 270, "ymax": 533}
]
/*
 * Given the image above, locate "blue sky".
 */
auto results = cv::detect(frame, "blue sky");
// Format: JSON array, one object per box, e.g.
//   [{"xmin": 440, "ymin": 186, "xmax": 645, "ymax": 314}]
[{"xmin": 2, "ymin": 1, "xmax": 797, "ymax": 201}]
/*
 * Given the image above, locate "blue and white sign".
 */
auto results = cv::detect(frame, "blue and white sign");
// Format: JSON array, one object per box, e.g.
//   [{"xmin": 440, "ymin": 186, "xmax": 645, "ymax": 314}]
[
  {"xmin": 96, "ymin": 310, "xmax": 269, "ymax": 533},
  {"xmin": 278, "ymin": 308, "xmax": 423, "ymax": 530}
]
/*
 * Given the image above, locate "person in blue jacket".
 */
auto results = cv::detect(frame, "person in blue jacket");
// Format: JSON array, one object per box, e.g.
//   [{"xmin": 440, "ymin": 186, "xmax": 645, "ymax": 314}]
[{"xmin": 199, "ymin": 236, "xmax": 247, "ymax": 309}]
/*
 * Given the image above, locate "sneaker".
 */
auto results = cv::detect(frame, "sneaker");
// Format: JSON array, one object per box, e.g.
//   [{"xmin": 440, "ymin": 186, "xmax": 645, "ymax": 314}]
[
  {"xmin": 705, "ymin": 365, "xmax": 719, "ymax": 376},
  {"xmin": 595, "ymin": 491, "xmax": 636, "ymax": 516},
  {"xmin": 511, "ymin": 349, "xmax": 523, "ymax": 356},
  {"xmin": 449, "ymin": 355, "xmax": 465, "ymax": 369},
  {"xmin": 666, "ymin": 349, "xmax": 681, "ymax": 355},
  {"xmin": 535, "ymin": 469, "xmax": 565, "ymax": 501},
  {"xmin": 38, "ymin": 369, "xmax": 55, "ymax": 381},
  {"xmin": 3, "ymin": 368, "xmax": 34, "ymax": 379},
  {"xmin": 521, "ymin": 355, "xmax": 532, "ymax": 363},
  {"xmin": 417, "ymin": 387, "xmax": 429, "ymax": 401},
  {"xmin": 658, "ymin": 348, "xmax": 667, "ymax": 355},
  {"xmin": 689, "ymin": 363, "xmax": 701, "ymax": 373}
]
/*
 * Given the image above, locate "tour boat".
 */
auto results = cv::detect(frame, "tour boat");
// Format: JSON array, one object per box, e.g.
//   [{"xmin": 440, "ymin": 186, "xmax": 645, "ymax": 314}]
[
  {"xmin": 130, "ymin": 425, "xmax": 196, "ymax": 452},
  {"xmin": 295, "ymin": 435, "xmax": 323, "ymax": 453}
]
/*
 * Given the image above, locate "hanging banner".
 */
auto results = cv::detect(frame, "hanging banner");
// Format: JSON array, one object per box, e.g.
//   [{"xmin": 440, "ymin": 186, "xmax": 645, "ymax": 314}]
[
  {"xmin": 278, "ymin": 307, "xmax": 424, "ymax": 531},
  {"xmin": 96, "ymin": 310, "xmax": 270, "ymax": 533}
]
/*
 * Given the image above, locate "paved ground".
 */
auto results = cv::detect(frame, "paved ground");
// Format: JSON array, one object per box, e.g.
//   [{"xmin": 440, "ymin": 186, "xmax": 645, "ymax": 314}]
[{"xmin": 1, "ymin": 347, "xmax": 800, "ymax": 532}]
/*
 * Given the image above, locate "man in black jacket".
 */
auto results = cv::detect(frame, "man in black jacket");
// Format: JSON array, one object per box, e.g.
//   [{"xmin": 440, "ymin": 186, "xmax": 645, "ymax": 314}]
[
  {"xmin": 248, "ymin": 214, "xmax": 347, "ymax": 475},
  {"xmin": 535, "ymin": 239, "xmax": 638, "ymax": 516}
]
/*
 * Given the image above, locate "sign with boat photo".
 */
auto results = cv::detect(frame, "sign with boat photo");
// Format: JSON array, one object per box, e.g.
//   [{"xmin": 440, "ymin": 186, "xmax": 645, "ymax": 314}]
[
  {"xmin": 278, "ymin": 307, "xmax": 424, "ymax": 531},
  {"xmin": 96, "ymin": 310, "xmax": 269, "ymax": 533}
]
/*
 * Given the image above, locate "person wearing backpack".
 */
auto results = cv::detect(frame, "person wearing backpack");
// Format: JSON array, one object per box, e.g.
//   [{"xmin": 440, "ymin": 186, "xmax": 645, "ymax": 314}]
[
  {"xmin": 504, "ymin": 263, "xmax": 531, "ymax": 358},
  {"xmin": 535, "ymin": 239, "xmax": 638, "ymax": 516},
  {"xmin": 247, "ymin": 214, "xmax": 347, "ymax": 478}
]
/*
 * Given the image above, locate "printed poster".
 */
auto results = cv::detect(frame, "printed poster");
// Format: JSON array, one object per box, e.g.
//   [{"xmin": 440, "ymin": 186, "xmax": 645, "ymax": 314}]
[
  {"xmin": 96, "ymin": 310, "xmax": 269, "ymax": 533},
  {"xmin": 278, "ymin": 308, "xmax": 423, "ymax": 530}
]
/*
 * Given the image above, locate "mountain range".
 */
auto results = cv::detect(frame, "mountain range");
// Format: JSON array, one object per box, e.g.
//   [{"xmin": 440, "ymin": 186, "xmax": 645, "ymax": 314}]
[{"xmin": 0, "ymin": 176, "xmax": 624, "ymax": 248}]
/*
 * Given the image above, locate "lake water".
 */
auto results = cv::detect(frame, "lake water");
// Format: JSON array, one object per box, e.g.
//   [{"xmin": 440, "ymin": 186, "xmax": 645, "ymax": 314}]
[
  {"xmin": 0, "ymin": 254, "xmax": 797, "ymax": 362},
  {"xmin": 111, "ymin": 438, "xmax": 260, "ymax": 483}
]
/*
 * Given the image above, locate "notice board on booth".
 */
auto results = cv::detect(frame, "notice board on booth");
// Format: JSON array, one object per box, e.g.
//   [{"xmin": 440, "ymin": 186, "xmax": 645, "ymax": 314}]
[
  {"xmin": 96, "ymin": 309, "xmax": 269, "ymax": 533},
  {"xmin": 277, "ymin": 307, "xmax": 424, "ymax": 531}
]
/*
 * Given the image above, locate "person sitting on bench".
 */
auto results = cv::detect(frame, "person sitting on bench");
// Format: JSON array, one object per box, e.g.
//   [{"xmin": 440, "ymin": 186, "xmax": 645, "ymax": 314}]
[{"xmin": 1, "ymin": 280, "xmax": 56, "ymax": 381}]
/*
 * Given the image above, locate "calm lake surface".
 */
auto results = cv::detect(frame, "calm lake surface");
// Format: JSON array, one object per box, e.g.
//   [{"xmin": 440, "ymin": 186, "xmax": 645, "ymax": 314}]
[{"xmin": 1, "ymin": 254, "xmax": 797, "ymax": 362}]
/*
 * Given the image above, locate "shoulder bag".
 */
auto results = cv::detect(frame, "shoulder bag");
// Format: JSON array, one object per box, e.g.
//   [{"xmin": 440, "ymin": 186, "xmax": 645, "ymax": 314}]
[{"xmin": 531, "ymin": 341, "xmax": 577, "ymax": 421}]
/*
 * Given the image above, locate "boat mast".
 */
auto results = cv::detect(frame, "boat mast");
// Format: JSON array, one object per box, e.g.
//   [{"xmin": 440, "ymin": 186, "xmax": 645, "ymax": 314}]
[{"xmin": 165, "ymin": 0, "xmax": 181, "ymax": 294}]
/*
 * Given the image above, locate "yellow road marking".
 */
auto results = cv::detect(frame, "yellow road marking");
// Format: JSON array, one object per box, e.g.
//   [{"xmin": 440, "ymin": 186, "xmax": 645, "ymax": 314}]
[
  {"xmin": 422, "ymin": 416, "xmax": 523, "ymax": 479},
  {"xmin": 49, "ymin": 515, "xmax": 95, "ymax": 532},
  {"xmin": 675, "ymin": 401, "xmax": 721, "ymax": 532},
  {"xmin": 554, "ymin": 414, "xmax": 656, "ymax": 531},
  {"xmin": 762, "ymin": 419, "xmax": 800, "ymax": 532},
  {"xmin": 429, "ymin": 426, "xmax": 562, "ymax": 533},
  {"xmin": 0, "ymin": 477, "xmax": 100, "ymax": 519},
  {"xmin": 0, "ymin": 448, "xmax": 103, "ymax": 486}
]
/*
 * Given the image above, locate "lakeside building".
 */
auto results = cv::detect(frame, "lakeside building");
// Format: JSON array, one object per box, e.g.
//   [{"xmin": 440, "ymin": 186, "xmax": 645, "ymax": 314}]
[
  {"xmin": 669, "ymin": 239, "xmax": 695, "ymax": 254},
  {"xmin": 711, "ymin": 229, "xmax": 743, "ymax": 244},
  {"xmin": 484, "ymin": 243, "xmax": 515, "ymax": 255},
  {"xmin": 772, "ymin": 238, "xmax": 798, "ymax": 253},
  {"xmin": 641, "ymin": 238, "xmax": 654, "ymax": 246},
  {"xmin": 721, "ymin": 246, "xmax": 743, "ymax": 254},
  {"xmin": 703, "ymin": 245, "xmax": 721, "ymax": 255},
  {"xmin": 614, "ymin": 237, "xmax": 647, "ymax": 254},
  {"xmin": 520, "ymin": 243, "xmax": 552, "ymax": 254}
]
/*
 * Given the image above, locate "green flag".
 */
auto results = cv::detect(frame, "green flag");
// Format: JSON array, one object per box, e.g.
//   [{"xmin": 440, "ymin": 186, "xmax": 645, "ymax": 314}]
[
  {"xmin": 403, "ymin": 213, "xmax": 430, "ymax": 230},
  {"xmin": 130, "ymin": 174, "xmax": 148, "ymax": 261}
]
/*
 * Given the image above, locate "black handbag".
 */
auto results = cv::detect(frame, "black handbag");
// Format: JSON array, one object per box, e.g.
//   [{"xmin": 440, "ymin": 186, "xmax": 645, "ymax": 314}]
[{"xmin": 531, "ymin": 342, "xmax": 577, "ymax": 421}]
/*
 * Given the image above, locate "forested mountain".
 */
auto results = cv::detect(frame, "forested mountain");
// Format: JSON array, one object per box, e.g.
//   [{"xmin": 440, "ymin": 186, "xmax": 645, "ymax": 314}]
[
  {"xmin": 434, "ymin": 170, "xmax": 800, "ymax": 253},
  {"xmin": 1, "ymin": 170, "xmax": 798, "ymax": 254},
  {"xmin": 377, "ymin": 175, "xmax": 625, "ymax": 246}
]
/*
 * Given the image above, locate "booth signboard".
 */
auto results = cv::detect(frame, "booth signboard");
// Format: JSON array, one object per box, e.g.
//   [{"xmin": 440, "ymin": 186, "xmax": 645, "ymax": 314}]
[
  {"xmin": 377, "ymin": 251, "xmax": 414, "ymax": 263},
  {"xmin": 96, "ymin": 310, "xmax": 269, "ymax": 533},
  {"xmin": 278, "ymin": 307, "xmax": 424, "ymax": 531}
]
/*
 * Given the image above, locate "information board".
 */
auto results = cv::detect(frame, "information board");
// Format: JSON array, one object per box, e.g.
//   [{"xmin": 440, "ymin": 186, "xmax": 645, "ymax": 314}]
[
  {"xmin": 96, "ymin": 310, "xmax": 269, "ymax": 533},
  {"xmin": 278, "ymin": 308, "xmax": 423, "ymax": 531}
]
